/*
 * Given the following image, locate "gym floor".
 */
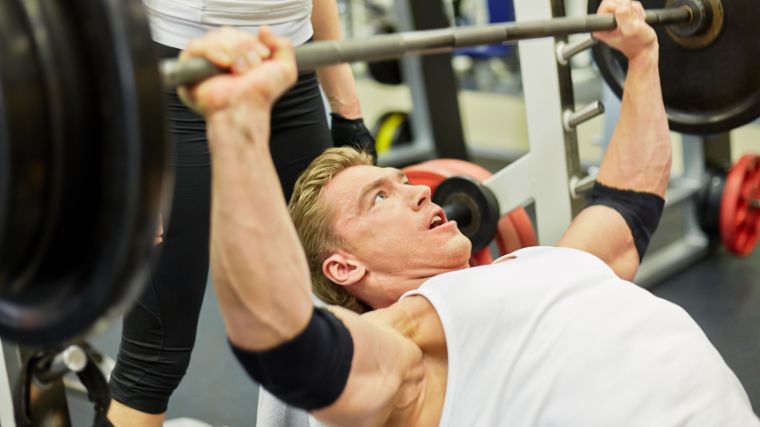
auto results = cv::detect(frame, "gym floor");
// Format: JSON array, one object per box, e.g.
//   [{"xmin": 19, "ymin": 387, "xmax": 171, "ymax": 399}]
[{"xmin": 67, "ymin": 77, "xmax": 760, "ymax": 425}]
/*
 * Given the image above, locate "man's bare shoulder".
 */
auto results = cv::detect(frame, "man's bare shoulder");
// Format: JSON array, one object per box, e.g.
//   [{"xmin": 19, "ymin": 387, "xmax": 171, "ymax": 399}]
[
  {"xmin": 358, "ymin": 296, "xmax": 428, "ymax": 330},
  {"xmin": 315, "ymin": 302, "xmax": 435, "ymax": 427},
  {"xmin": 361, "ymin": 297, "xmax": 445, "ymax": 356}
]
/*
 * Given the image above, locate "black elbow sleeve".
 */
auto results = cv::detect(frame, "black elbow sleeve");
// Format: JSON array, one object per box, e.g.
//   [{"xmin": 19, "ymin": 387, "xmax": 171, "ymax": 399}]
[
  {"xmin": 587, "ymin": 182, "xmax": 665, "ymax": 261},
  {"xmin": 229, "ymin": 307, "xmax": 354, "ymax": 411}
]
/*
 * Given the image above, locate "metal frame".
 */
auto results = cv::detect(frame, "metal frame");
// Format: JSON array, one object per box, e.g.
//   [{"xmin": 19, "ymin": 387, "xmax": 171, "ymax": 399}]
[
  {"xmin": 0, "ymin": 340, "xmax": 18, "ymax": 427},
  {"xmin": 485, "ymin": 0, "xmax": 581, "ymax": 243},
  {"xmin": 0, "ymin": 340, "xmax": 73, "ymax": 427}
]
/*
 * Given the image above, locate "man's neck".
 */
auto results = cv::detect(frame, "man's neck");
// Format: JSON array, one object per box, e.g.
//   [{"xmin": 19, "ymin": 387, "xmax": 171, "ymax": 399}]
[{"xmin": 362, "ymin": 266, "xmax": 466, "ymax": 309}]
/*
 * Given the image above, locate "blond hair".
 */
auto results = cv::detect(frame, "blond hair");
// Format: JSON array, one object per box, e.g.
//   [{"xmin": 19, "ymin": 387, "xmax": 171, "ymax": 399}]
[{"xmin": 288, "ymin": 147, "xmax": 374, "ymax": 313}]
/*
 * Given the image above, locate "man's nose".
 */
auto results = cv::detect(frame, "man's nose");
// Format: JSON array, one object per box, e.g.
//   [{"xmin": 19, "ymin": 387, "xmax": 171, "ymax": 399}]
[{"xmin": 410, "ymin": 184, "xmax": 431, "ymax": 210}]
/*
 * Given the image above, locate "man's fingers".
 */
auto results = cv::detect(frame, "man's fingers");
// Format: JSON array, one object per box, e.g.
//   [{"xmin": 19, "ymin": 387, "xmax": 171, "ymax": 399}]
[
  {"xmin": 596, "ymin": 0, "xmax": 622, "ymax": 15},
  {"xmin": 178, "ymin": 27, "xmax": 299, "ymax": 114},
  {"xmin": 632, "ymin": 1, "xmax": 646, "ymax": 20},
  {"xmin": 183, "ymin": 27, "xmax": 267, "ymax": 71},
  {"xmin": 233, "ymin": 41, "xmax": 263, "ymax": 75},
  {"xmin": 184, "ymin": 36, "xmax": 234, "ymax": 68},
  {"xmin": 592, "ymin": 0, "xmax": 626, "ymax": 41},
  {"xmin": 259, "ymin": 27, "xmax": 294, "ymax": 62},
  {"xmin": 253, "ymin": 40, "xmax": 272, "ymax": 60},
  {"xmin": 614, "ymin": 1, "xmax": 636, "ymax": 35},
  {"xmin": 256, "ymin": 26, "xmax": 297, "ymax": 85}
]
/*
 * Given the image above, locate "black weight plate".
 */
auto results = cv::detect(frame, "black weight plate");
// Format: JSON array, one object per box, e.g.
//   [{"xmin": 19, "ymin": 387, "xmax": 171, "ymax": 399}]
[
  {"xmin": 368, "ymin": 60, "xmax": 403, "ymax": 85},
  {"xmin": 432, "ymin": 176, "xmax": 500, "ymax": 253},
  {"xmin": 0, "ymin": 0, "xmax": 55, "ymax": 289},
  {"xmin": 0, "ymin": 0, "xmax": 169, "ymax": 346},
  {"xmin": 588, "ymin": 0, "xmax": 760, "ymax": 134},
  {"xmin": 697, "ymin": 167, "xmax": 725, "ymax": 240},
  {"xmin": 367, "ymin": 24, "xmax": 404, "ymax": 85}
]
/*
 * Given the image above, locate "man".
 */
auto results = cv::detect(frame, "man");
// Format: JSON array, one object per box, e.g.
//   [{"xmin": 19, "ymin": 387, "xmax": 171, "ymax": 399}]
[{"xmin": 181, "ymin": 0, "xmax": 759, "ymax": 425}]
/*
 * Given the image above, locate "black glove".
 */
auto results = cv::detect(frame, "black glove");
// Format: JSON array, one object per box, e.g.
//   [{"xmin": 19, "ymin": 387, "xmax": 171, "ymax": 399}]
[{"xmin": 330, "ymin": 113, "xmax": 377, "ymax": 163}]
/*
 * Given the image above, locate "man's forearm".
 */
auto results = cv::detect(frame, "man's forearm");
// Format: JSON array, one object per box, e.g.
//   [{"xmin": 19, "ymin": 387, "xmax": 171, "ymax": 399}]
[
  {"xmin": 207, "ymin": 109, "xmax": 313, "ymax": 351},
  {"xmin": 311, "ymin": 0, "xmax": 362, "ymax": 118},
  {"xmin": 596, "ymin": 47, "xmax": 671, "ymax": 197}
]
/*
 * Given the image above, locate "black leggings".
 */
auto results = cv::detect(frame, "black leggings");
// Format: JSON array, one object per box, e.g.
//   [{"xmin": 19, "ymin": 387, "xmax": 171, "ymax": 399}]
[{"xmin": 109, "ymin": 42, "xmax": 332, "ymax": 414}]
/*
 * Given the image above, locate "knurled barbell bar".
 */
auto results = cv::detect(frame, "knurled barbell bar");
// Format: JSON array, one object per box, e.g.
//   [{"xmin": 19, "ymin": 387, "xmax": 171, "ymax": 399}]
[{"xmin": 161, "ymin": 3, "xmax": 694, "ymax": 86}]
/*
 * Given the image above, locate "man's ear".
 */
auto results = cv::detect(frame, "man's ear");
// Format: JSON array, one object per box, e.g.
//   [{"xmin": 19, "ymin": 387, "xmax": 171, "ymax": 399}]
[{"xmin": 323, "ymin": 253, "xmax": 366, "ymax": 286}]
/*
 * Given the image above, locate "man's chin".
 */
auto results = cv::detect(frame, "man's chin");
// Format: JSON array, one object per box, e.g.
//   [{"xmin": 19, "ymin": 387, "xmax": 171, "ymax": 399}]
[{"xmin": 442, "ymin": 235, "xmax": 473, "ymax": 266}]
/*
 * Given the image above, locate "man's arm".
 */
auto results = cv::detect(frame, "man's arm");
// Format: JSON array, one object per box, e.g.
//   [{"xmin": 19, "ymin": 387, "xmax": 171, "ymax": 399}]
[
  {"xmin": 181, "ymin": 28, "xmax": 422, "ymax": 426},
  {"xmin": 558, "ymin": 0, "xmax": 671, "ymax": 280}
]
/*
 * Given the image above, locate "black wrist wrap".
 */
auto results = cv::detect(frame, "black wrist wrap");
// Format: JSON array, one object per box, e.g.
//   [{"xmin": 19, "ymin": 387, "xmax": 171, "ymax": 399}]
[
  {"xmin": 229, "ymin": 307, "xmax": 354, "ymax": 410},
  {"xmin": 587, "ymin": 182, "xmax": 665, "ymax": 261}
]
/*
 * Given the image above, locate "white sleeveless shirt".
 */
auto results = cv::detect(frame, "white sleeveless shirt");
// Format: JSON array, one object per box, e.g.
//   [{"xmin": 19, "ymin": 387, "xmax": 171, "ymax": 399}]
[
  {"xmin": 143, "ymin": 0, "xmax": 313, "ymax": 49},
  {"xmin": 401, "ymin": 246, "xmax": 758, "ymax": 426}
]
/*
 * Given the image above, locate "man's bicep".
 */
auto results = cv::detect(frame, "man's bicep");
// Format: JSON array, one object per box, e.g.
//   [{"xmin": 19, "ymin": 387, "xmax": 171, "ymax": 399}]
[
  {"xmin": 557, "ymin": 205, "xmax": 639, "ymax": 280},
  {"xmin": 312, "ymin": 306, "xmax": 423, "ymax": 427}
]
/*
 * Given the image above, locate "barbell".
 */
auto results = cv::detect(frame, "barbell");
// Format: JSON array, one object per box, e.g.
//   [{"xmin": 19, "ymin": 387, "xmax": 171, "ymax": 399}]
[
  {"xmin": 1, "ymin": 0, "xmax": 758, "ymax": 346},
  {"xmin": 161, "ymin": 4, "xmax": 691, "ymax": 84}
]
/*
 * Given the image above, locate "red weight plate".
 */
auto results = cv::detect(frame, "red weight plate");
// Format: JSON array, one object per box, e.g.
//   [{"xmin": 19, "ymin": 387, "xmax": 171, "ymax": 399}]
[
  {"xmin": 507, "ymin": 208, "xmax": 538, "ymax": 248},
  {"xmin": 720, "ymin": 154, "xmax": 760, "ymax": 256},
  {"xmin": 496, "ymin": 215, "xmax": 523, "ymax": 256}
]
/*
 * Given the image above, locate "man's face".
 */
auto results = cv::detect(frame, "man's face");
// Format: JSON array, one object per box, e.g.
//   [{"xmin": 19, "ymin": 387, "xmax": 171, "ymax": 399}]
[{"xmin": 321, "ymin": 165, "xmax": 471, "ymax": 304}]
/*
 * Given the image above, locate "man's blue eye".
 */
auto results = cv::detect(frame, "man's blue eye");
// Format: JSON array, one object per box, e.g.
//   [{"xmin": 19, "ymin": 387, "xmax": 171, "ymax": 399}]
[{"xmin": 373, "ymin": 192, "xmax": 388, "ymax": 204}]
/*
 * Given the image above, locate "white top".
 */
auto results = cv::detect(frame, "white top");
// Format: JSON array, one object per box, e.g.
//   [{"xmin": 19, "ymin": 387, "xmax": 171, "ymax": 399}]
[
  {"xmin": 143, "ymin": 0, "xmax": 313, "ymax": 49},
  {"xmin": 401, "ymin": 246, "xmax": 759, "ymax": 426}
]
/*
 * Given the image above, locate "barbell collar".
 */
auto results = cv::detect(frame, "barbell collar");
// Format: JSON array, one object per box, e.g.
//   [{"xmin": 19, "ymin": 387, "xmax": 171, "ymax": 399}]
[{"xmin": 159, "ymin": 7, "xmax": 691, "ymax": 88}]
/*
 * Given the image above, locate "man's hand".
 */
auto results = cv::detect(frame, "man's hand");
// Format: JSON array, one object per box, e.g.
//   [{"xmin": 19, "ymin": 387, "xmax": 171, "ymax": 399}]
[
  {"xmin": 178, "ymin": 27, "xmax": 298, "ymax": 118},
  {"xmin": 593, "ymin": 0, "xmax": 657, "ymax": 61}
]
